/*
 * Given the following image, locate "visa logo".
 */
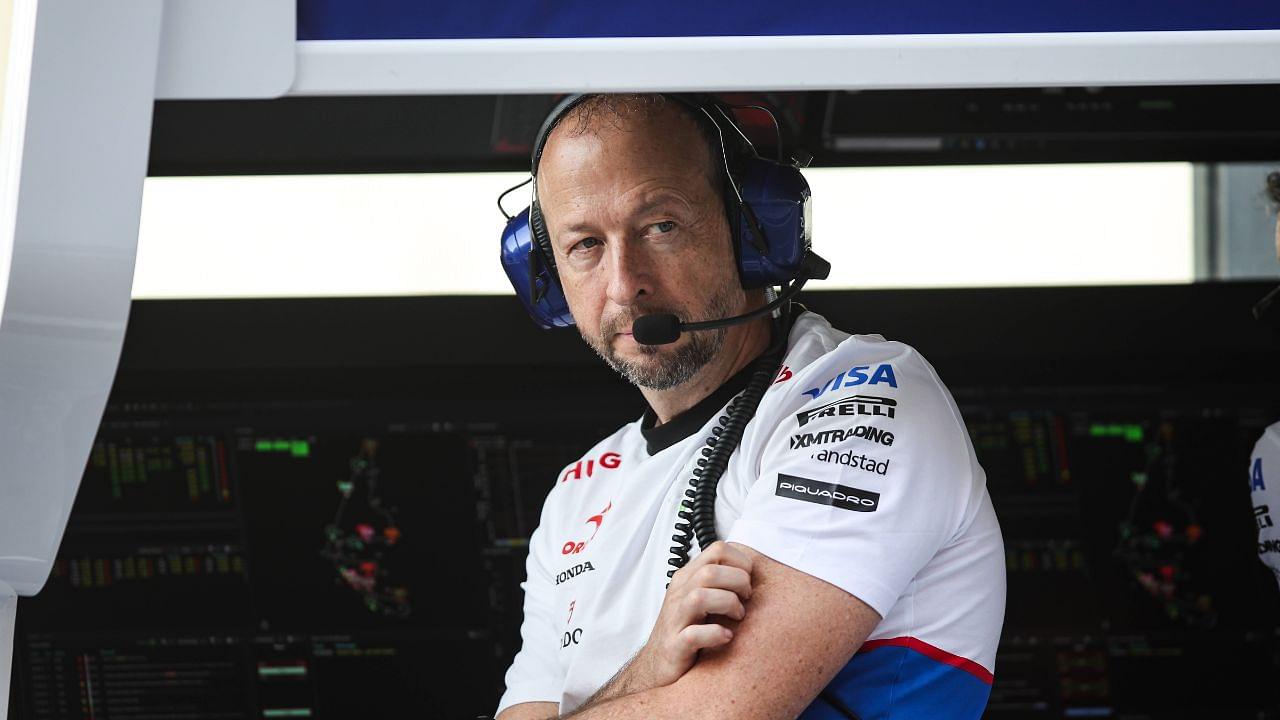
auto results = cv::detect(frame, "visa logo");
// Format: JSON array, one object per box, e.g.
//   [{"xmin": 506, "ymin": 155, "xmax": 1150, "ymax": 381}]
[{"xmin": 801, "ymin": 364, "xmax": 898, "ymax": 400}]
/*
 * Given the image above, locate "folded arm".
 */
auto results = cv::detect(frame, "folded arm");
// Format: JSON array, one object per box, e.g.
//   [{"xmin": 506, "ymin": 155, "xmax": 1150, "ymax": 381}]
[{"xmin": 560, "ymin": 542, "xmax": 880, "ymax": 720}]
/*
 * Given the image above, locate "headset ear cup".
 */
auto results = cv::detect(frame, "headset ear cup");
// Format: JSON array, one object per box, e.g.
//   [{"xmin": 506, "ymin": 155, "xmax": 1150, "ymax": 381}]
[
  {"xmin": 500, "ymin": 207, "xmax": 575, "ymax": 329},
  {"xmin": 735, "ymin": 157, "xmax": 812, "ymax": 288}
]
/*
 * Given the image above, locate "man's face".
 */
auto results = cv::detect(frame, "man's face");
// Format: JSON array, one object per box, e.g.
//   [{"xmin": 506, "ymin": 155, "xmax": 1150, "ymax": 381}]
[{"xmin": 536, "ymin": 106, "xmax": 745, "ymax": 390}]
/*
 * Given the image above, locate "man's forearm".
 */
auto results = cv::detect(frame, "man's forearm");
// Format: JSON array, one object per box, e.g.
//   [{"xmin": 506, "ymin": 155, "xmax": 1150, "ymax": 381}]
[
  {"xmin": 569, "ymin": 652, "xmax": 655, "ymax": 712},
  {"xmin": 561, "ymin": 685, "xmax": 678, "ymax": 720}
]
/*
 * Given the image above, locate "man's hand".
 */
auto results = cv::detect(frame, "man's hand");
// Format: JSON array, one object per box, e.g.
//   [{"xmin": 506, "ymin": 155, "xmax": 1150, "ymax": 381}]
[
  {"xmin": 644, "ymin": 541, "xmax": 754, "ymax": 682},
  {"xmin": 583, "ymin": 540, "xmax": 754, "ymax": 707}
]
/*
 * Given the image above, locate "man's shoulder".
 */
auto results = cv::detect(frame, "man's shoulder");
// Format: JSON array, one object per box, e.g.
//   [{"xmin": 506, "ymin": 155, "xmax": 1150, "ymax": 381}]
[{"xmin": 778, "ymin": 312, "xmax": 953, "ymax": 413}]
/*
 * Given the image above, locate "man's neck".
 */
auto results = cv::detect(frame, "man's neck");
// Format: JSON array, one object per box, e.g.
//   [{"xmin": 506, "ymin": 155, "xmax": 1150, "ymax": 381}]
[{"xmin": 641, "ymin": 315, "xmax": 773, "ymax": 426}]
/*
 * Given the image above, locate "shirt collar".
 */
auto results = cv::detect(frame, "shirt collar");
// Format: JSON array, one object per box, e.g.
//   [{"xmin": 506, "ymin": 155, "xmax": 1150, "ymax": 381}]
[{"xmin": 639, "ymin": 361, "xmax": 757, "ymax": 456}]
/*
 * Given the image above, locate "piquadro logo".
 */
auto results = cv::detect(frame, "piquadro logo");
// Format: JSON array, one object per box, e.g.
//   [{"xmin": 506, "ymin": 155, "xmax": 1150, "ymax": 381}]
[
  {"xmin": 561, "ymin": 502, "xmax": 612, "ymax": 555},
  {"xmin": 775, "ymin": 473, "xmax": 880, "ymax": 513},
  {"xmin": 802, "ymin": 364, "xmax": 898, "ymax": 400},
  {"xmin": 562, "ymin": 452, "xmax": 621, "ymax": 483}
]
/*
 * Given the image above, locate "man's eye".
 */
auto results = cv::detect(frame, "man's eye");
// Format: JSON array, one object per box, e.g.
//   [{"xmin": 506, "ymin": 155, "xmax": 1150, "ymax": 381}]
[
  {"xmin": 573, "ymin": 237, "xmax": 601, "ymax": 253},
  {"xmin": 651, "ymin": 221, "xmax": 676, "ymax": 234}
]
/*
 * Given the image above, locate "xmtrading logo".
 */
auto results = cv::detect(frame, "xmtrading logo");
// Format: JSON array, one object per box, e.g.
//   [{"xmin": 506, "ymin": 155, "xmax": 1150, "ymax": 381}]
[
  {"xmin": 796, "ymin": 395, "xmax": 897, "ymax": 427},
  {"xmin": 802, "ymin": 364, "xmax": 898, "ymax": 400},
  {"xmin": 790, "ymin": 425, "xmax": 894, "ymax": 449}
]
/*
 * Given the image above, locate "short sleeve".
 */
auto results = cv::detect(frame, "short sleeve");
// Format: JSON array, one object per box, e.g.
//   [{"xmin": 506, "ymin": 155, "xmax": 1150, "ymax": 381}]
[
  {"xmin": 1250, "ymin": 424, "xmax": 1280, "ymax": 591},
  {"xmin": 495, "ymin": 519, "xmax": 564, "ymax": 715},
  {"xmin": 727, "ymin": 342, "xmax": 976, "ymax": 617}
]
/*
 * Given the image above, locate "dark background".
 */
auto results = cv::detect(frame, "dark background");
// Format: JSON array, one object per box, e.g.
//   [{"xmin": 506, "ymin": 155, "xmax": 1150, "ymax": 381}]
[{"xmin": 8, "ymin": 283, "xmax": 1280, "ymax": 718}]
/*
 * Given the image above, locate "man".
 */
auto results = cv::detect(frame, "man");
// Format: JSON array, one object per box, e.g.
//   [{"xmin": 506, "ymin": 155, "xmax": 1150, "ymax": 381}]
[
  {"xmin": 496, "ymin": 94, "xmax": 1006, "ymax": 719},
  {"xmin": 1250, "ymin": 169, "xmax": 1280, "ymax": 591}
]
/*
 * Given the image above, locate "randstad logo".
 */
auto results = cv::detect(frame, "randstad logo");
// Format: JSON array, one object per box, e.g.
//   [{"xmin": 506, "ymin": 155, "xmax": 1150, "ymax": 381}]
[{"xmin": 802, "ymin": 364, "xmax": 898, "ymax": 400}]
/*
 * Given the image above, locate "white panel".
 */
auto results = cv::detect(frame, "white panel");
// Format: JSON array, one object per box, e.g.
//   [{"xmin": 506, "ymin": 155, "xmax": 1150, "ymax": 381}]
[
  {"xmin": 290, "ymin": 30, "xmax": 1280, "ymax": 96},
  {"xmin": 0, "ymin": 0, "xmax": 162, "ymax": 599},
  {"xmin": 154, "ymin": 0, "xmax": 294, "ymax": 99},
  {"xmin": 130, "ymin": 165, "xmax": 1192, "ymax": 299},
  {"xmin": 804, "ymin": 163, "xmax": 1195, "ymax": 289},
  {"xmin": 133, "ymin": 173, "xmax": 519, "ymax": 298}
]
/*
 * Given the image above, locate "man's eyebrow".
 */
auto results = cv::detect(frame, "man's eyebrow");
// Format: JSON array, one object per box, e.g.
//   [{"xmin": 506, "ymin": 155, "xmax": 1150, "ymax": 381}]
[
  {"xmin": 631, "ymin": 191, "xmax": 693, "ymax": 218},
  {"xmin": 561, "ymin": 220, "xmax": 593, "ymax": 235},
  {"xmin": 558, "ymin": 193, "xmax": 691, "ymax": 237}
]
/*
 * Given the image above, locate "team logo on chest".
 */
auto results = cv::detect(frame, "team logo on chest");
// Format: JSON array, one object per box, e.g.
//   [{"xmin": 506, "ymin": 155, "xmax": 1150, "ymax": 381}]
[
  {"xmin": 562, "ymin": 451, "xmax": 622, "ymax": 483},
  {"xmin": 562, "ymin": 502, "xmax": 612, "ymax": 555},
  {"xmin": 555, "ymin": 561, "xmax": 597, "ymax": 585}
]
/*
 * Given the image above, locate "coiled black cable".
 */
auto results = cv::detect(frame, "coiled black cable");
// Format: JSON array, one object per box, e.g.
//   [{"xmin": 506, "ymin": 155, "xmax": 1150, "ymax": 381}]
[{"xmin": 667, "ymin": 338, "xmax": 787, "ymax": 583}]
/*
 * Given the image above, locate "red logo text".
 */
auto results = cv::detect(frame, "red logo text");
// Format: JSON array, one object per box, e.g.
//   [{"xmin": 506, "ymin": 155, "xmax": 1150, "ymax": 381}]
[{"xmin": 561, "ymin": 451, "xmax": 622, "ymax": 483}]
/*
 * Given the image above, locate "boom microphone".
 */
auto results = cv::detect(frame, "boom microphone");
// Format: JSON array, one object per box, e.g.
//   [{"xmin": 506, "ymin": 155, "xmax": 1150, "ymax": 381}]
[{"xmin": 631, "ymin": 277, "xmax": 811, "ymax": 346}]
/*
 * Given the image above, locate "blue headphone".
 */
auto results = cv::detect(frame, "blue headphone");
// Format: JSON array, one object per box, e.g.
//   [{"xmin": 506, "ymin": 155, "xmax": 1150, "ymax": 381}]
[{"xmin": 498, "ymin": 93, "xmax": 817, "ymax": 329}]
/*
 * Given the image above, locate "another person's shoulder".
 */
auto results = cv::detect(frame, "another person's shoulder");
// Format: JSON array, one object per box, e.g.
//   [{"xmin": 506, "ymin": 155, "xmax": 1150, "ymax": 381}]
[
  {"xmin": 1253, "ymin": 421, "xmax": 1280, "ymax": 465},
  {"xmin": 1252, "ymin": 421, "xmax": 1280, "ymax": 502},
  {"xmin": 1252, "ymin": 421, "xmax": 1280, "ymax": 589}
]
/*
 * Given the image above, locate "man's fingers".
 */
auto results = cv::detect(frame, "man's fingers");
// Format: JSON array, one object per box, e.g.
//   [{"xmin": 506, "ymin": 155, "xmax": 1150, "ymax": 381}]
[
  {"xmin": 679, "ymin": 587, "xmax": 747, "ymax": 623},
  {"xmin": 675, "ymin": 623, "xmax": 734, "ymax": 654},
  {"xmin": 691, "ymin": 563, "xmax": 752, "ymax": 600},
  {"xmin": 691, "ymin": 541, "xmax": 753, "ymax": 575}
]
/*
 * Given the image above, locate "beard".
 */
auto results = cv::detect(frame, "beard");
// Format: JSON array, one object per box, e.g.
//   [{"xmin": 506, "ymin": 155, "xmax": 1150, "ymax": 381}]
[{"xmin": 581, "ymin": 277, "xmax": 742, "ymax": 391}]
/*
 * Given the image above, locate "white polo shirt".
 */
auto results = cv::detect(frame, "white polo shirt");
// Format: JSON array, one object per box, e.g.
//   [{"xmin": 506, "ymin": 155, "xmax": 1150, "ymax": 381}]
[
  {"xmin": 1251, "ymin": 422, "xmax": 1280, "ymax": 590},
  {"xmin": 497, "ymin": 312, "xmax": 1006, "ymax": 718}
]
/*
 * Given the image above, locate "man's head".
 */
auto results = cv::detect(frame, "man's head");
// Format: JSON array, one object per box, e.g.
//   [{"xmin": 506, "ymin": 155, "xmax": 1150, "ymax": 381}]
[{"xmin": 534, "ymin": 95, "xmax": 757, "ymax": 391}]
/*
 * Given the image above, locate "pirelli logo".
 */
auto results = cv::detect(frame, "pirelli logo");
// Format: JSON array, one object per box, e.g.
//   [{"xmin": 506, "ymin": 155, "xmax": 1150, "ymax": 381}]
[{"xmin": 795, "ymin": 395, "xmax": 897, "ymax": 427}]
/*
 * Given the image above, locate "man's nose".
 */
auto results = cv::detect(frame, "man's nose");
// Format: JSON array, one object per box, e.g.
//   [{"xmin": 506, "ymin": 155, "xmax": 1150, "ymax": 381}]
[{"xmin": 604, "ymin": 239, "xmax": 653, "ymax": 306}]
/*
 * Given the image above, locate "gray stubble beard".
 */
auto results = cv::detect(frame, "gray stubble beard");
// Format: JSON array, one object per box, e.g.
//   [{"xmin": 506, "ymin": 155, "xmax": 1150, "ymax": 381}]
[{"xmin": 583, "ymin": 279, "xmax": 742, "ymax": 391}]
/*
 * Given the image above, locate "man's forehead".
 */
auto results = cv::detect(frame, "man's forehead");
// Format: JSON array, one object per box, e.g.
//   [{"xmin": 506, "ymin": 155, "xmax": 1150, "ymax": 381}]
[
  {"xmin": 538, "ymin": 106, "xmax": 714, "ymax": 204},
  {"xmin": 540, "ymin": 103, "xmax": 707, "ymax": 175}
]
